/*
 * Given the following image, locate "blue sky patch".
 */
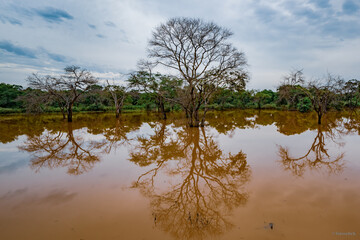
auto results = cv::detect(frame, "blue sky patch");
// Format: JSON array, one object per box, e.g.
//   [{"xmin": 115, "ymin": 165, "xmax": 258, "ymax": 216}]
[
  {"xmin": 0, "ymin": 15, "xmax": 22, "ymax": 25},
  {"xmin": 96, "ymin": 34, "xmax": 106, "ymax": 39},
  {"xmin": 88, "ymin": 24, "xmax": 96, "ymax": 29},
  {"xmin": 46, "ymin": 52, "xmax": 67, "ymax": 62},
  {"xmin": 342, "ymin": 0, "xmax": 360, "ymax": 15},
  {"xmin": 0, "ymin": 41, "xmax": 36, "ymax": 58},
  {"xmin": 34, "ymin": 7, "xmax": 74, "ymax": 23}
]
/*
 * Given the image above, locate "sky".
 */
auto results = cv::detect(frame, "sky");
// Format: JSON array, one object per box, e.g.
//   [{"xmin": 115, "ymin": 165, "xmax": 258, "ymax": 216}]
[{"xmin": 0, "ymin": 0, "xmax": 359, "ymax": 90}]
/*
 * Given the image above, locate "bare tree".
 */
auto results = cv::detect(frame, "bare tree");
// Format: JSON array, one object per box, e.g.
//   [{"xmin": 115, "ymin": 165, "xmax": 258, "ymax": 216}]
[
  {"xmin": 279, "ymin": 70, "xmax": 345, "ymax": 124},
  {"xmin": 17, "ymin": 88, "xmax": 50, "ymax": 114},
  {"xmin": 147, "ymin": 18, "xmax": 248, "ymax": 127},
  {"xmin": 27, "ymin": 66, "xmax": 98, "ymax": 122},
  {"xmin": 304, "ymin": 74, "xmax": 344, "ymax": 124},
  {"xmin": 277, "ymin": 69, "xmax": 306, "ymax": 109},
  {"xmin": 283, "ymin": 68, "xmax": 305, "ymax": 85},
  {"xmin": 105, "ymin": 80, "xmax": 127, "ymax": 118}
]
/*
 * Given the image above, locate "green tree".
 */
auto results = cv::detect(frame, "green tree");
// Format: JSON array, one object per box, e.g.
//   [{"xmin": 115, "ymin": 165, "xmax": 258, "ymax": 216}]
[
  {"xmin": 0, "ymin": 83, "xmax": 24, "ymax": 108},
  {"xmin": 105, "ymin": 81, "xmax": 127, "ymax": 118},
  {"xmin": 297, "ymin": 97, "xmax": 312, "ymax": 112},
  {"xmin": 277, "ymin": 69, "xmax": 306, "ymax": 109},
  {"xmin": 128, "ymin": 70, "xmax": 181, "ymax": 119},
  {"xmin": 343, "ymin": 79, "xmax": 360, "ymax": 110},
  {"xmin": 253, "ymin": 90, "xmax": 274, "ymax": 109}
]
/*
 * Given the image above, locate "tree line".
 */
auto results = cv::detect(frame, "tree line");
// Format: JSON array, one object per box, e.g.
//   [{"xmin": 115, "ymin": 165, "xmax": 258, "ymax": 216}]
[
  {"xmin": 0, "ymin": 67, "xmax": 359, "ymax": 124},
  {"xmin": 0, "ymin": 18, "xmax": 359, "ymax": 126}
]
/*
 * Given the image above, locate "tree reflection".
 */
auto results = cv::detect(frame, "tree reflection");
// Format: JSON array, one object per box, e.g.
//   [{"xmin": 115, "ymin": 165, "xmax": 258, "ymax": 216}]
[
  {"xmin": 343, "ymin": 111, "xmax": 360, "ymax": 135},
  {"xmin": 19, "ymin": 123, "xmax": 105, "ymax": 175},
  {"xmin": 99, "ymin": 117, "xmax": 135, "ymax": 153},
  {"xmin": 17, "ymin": 114, "xmax": 147, "ymax": 175},
  {"xmin": 206, "ymin": 111, "xmax": 256, "ymax": 134},
  {"xmin": 130, "ymin": 122, "xmax": 251, "ymax": 239},
  {"xmin": 278, "ymin": 120, "xmax": 345, "ymax": 177}
]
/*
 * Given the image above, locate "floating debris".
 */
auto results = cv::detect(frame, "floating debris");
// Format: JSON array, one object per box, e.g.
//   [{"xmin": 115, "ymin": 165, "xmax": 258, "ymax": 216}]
[{"xmin": 269, "ymin": 223, "xmax": 274, "ymax": 230}]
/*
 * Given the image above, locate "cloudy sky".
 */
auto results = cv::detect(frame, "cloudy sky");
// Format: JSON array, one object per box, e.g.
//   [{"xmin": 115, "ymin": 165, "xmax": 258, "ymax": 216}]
[{"xmin": 0, "ymin": 0, "xmax": 359, "ymax": 89}]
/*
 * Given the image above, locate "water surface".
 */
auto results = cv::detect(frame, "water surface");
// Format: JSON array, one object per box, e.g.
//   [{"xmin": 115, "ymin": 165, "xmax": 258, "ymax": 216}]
[{"xmin": 0, "ymin": 110, "xmax": 359, "ymax": 239}]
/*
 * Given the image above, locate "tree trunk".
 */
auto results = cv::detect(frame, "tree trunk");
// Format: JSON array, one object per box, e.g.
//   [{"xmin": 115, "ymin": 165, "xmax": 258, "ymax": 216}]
[
  {"xmin": 187, "ymin": 109, "xmax": 195, "ymax": 127},
  {"xmin": 257, "ymin": 101, "xmax": 261, "ymax": 110},
  {"xmin": 161, "ymin": 106, "xmax": 167, "ymax": 120},
  {"xmin": 193, "ymin": 120, "xmax": 200, "ymax": 127},
  {"xmin": 61, "ymin": 110, "xmax": 66, "ymax": 119},
  {"xmin": 116, "ymin": 107, "xmax": 120, "ymax": 118},
  {"xmin": 67, "ymin": 104, "xmax": 73, "ymax": 122},
  {"xmin": 115, "ymin": 102, "xmax": 120, "ymax": 118},
  {"xmin": 185, "ymin": 109, "xmax": 190, "ymax": 119},
  {"xmin": 160, "ymin": 99, "xmax": 167, "ymax": 120},
  {"xmin": 59, "ymin": 105, "xmax": 66, "ymax": 119},
  {"xmin": 317, "ymin": 112, "xmax": 322, "ymax": 125},
  {"xmin": 191, "ymin": 109, "xmax": 200, "ymax": 127},
  {"xmin": 200, "ymin": 113, "xmax": 206, "ymax": 127},
  {"xmin": 200, "ymin": 100, "xmax": 209, "ymax": 127},
  {"xmin": 188, "ymin": 114, "xmax": 193, "ymax": 127}
]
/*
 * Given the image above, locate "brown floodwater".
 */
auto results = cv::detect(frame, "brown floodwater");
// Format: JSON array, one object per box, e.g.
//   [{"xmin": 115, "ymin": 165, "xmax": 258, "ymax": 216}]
[{"xmin": 0, "ymin": 110, "xmax": 359, "ymax": 240}]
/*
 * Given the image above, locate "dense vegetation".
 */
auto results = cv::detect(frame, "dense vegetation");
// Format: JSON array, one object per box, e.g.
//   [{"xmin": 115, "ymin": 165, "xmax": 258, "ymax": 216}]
[{"xmin": 1, "ymin": 74, "xmax": 359, "ymax": 116}]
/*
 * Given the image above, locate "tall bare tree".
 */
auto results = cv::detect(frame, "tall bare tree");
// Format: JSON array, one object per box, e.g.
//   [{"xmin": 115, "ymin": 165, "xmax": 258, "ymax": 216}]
[
  {"xmin": 27, "ymin": 66, "xmax": 98, "ymax": 122},
  {"xmin": 105, "ymin": 80, "xmax": 127, "ymax": 118},
  {"xmin": 146, "ymin": 17, "xmax": 248, "ymax": 127}
]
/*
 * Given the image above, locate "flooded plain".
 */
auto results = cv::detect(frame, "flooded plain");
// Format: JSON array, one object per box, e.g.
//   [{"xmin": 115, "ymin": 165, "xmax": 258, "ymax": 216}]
[{"xmin": 0, "ymin": 110, "xmax": 359, "ymax": 240}]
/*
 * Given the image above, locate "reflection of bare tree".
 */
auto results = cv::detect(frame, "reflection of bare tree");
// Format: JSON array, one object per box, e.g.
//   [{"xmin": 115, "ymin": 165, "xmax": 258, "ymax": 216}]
[
  {"xmin": 19, "ymin": 123, "xmax": 105, "ymax": 175},
  {"xmin": 130, "ymin": 122, "xmax": 251, "ymax": 239},
  {"xmin": 278, "ymin": 124, "xmax": 345, "ymax": 177},
  {"xmin": 101, "ymin": 117, "xmax": 132, "ymax": 153}
]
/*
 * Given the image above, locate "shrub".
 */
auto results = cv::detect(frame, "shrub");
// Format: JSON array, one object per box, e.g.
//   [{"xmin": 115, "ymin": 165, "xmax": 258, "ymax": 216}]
[
  {"xmin": 85, "ymin": 104, "xmax": 106, "ymax": 111},
  {"xmin": 245, "ymin": 102, "xmax": 257, "ymax": 109},
  {"xmin": 0, "ymin": 107, "xmax": 23, "ymax": 114},
  {"xmin": 262, "ymin": 103, "xmax": 277, "ymax": 109},
  {"xmin": 297, "ymin": 97, "xmax": 312, "ymax": 113},
  {"xmin": 330, "ymin": 101, "xmax": 345, "ymax": 111}
]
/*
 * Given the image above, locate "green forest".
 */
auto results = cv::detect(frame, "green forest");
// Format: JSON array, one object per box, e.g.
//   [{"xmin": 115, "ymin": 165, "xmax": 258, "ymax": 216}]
[{"xmin": 1, "ymin": 68, "xmax": 359, "ymax": 120}]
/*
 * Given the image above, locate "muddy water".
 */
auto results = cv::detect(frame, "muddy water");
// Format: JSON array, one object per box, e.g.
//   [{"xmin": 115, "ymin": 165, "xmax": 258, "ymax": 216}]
[{"xmin": 0, "ymin": 110, "xmax": 359, "ymax": 240}]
